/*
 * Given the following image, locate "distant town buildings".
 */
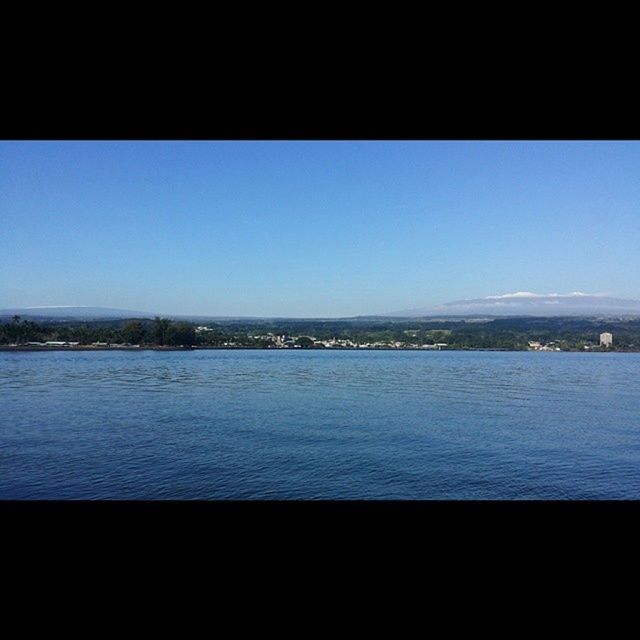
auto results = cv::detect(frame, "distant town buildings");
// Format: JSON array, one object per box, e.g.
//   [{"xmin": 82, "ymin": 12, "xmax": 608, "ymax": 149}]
[
  {"xmin": 528, "ymin": 341, "xmax": 560, "ymax": 351},
  {"xmin": 600, "ymin": 332, "xmax": 613, "ymax": 347}
]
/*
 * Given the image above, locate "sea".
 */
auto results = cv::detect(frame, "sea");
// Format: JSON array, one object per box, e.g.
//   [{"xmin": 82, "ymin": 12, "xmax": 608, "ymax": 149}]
[{"xmin": 1, "ymin": 349, "xmax": 639, "ymax": 499}]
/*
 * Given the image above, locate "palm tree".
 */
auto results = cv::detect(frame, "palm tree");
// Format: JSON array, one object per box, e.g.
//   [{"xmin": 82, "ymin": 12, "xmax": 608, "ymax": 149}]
[
  {"xmin": 153, "ymin": 317, "xmax": 172, "ymax": 345},
  {"xmin": 11, "ymin": 315, "xmax": 22, "ymax": 344}
]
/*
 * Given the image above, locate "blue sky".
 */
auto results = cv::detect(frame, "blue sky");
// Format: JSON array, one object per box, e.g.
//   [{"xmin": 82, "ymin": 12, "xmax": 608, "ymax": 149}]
[{"xmin": 1, "ymin": 141, "xmax": 639, "ymax": 316}]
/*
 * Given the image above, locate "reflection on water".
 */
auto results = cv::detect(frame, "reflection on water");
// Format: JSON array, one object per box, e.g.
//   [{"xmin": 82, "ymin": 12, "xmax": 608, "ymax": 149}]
[{"xmin": 1, "ymin": 350, "xmax": 640, "ymax": 499}]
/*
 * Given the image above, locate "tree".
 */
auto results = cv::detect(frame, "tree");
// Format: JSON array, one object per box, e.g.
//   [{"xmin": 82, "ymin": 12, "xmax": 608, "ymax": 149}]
[
  {"xmin": 10, "ymin": 315, "xmax": 23, "ymax": 344},
  {"xmin": 153, "ymin": 317, "xmax": 172, "ymax": 345},
  {"xmin": 165, "ymin": 322, "xmax": 195, "ymax": 346},
  {"xmin": 122, "ymin": 320, "xmax": 145, "ymax": 345}
]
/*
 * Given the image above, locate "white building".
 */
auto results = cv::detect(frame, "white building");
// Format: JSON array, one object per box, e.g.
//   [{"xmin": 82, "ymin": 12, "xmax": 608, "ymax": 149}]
[{"xmin": 600, "ymin": 332, "xmax": 613, "ymax": 347}]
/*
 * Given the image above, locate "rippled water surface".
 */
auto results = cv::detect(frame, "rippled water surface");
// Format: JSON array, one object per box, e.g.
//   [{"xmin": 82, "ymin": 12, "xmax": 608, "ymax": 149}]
[{"xmin": 2, "ymin": 350, "xmax": 640, "ymax": 499}]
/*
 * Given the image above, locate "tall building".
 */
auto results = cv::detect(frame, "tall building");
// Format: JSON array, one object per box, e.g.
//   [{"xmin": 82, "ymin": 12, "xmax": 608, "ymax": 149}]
[{"xmin": 600, "ymin": 332, "xmax": 613, "ymax": 347}]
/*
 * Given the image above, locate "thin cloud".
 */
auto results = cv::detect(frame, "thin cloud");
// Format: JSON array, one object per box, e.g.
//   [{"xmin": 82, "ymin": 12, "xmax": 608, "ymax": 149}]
[{"xmin": 484, "ymin": 291, "xmax": 598, "ymax": 300}]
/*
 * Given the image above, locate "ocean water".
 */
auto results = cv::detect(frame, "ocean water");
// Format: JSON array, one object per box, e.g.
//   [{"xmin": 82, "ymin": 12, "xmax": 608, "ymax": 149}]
[{"xmin": 1, "ymin": 349, "xmax": 639, "ymax": 499}]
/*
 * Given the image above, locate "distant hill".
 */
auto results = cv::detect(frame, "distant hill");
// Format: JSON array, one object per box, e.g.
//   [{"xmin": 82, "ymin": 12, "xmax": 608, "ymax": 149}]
[
  {"xmin": 6, "ymin": 292, "xmax": 640, "ymax": 322},
  {"xmin": 0, "ymin": 306, "xmax": 156, "ymax": 320},
  {"xmin": 386, "ymin": 292, "xmax": 640, "ymax": 317}
]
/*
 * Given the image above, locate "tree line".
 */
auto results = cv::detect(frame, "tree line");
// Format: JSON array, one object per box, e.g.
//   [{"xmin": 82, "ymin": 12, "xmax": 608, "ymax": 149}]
[
  {"xmin": 0, "ymin": 316, "xmax": 196, "ymax": 346},
  {"xmin": 2, "ymin": 315, "xmax": 640, "ymax": 350}
]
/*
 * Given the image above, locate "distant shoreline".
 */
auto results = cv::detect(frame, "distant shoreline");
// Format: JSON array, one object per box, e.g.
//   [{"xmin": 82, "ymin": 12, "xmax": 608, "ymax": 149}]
[
  {"xmin": 1, "ymin": 345, "xmax": 638, "ymax": 353},
  {"xmin": 0, "ymin": 345, "xmax": 190, "ymax": 352}
]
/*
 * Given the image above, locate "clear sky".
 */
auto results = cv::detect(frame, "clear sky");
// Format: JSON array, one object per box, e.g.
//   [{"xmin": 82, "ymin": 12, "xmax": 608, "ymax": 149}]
[{"xmin": 1, "ymin": 141, "xmax": 639, "ymax": 317}]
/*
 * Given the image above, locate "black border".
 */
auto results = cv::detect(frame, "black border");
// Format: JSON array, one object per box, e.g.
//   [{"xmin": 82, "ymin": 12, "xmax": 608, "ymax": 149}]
[
  {"xmin": 4, "ymin": 74, "xmax": 639, "ymax": 140},
  {"xmin": 4, "ymin": 499, "xmax": 639, "ymax": 538}
]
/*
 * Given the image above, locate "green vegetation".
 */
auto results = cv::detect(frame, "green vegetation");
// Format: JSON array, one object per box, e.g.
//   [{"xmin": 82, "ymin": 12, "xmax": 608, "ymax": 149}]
[
  {"xmin": 165, "ymin": 322, "xmax": 196, "ymax": 347},
  {"xmin": 0, "ymin": 316, "xmax": 194, "ymax": 347},
  {"xmin": 122, "ymin": 320, "xmax": 145, "ymax": 345},
  {"xmin": 1, "ymin": 315, "xmax": 640, "ymax": 351}
]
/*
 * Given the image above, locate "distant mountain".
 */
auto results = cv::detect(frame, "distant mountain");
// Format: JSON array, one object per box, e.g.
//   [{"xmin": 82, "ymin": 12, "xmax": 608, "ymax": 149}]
[
  {"xmin": 387, "ymin": 292, "xmax": 640, "ymax": 317},
  {"xmin": 0, "ymin": 306, "xmax": 156, "ymax": 320},
  {"xmin": 6, "ymin": 293, "xmax": 640, "ymax": 321}
]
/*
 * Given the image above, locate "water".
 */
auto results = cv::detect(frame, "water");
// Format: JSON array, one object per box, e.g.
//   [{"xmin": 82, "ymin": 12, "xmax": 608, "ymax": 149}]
[{"xmin": 1, "ymin": 349, "xmax": 639, "ymax": 499}]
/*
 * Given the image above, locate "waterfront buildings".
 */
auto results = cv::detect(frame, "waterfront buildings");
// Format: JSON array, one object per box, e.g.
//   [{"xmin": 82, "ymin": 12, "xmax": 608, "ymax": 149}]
[{"xmin": 600, "ymin": 332, "xmax": 613, "ymax": 347}]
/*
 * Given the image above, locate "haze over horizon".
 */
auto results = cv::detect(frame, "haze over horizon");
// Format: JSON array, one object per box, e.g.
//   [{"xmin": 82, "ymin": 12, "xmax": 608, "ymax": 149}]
[
  {"xmin": 4, "ymin": 290, "xmax": 640, "ymax": 320},
  {"xmin": 2, "ymin": 141, "xmax": 639, "ymax": 317}
]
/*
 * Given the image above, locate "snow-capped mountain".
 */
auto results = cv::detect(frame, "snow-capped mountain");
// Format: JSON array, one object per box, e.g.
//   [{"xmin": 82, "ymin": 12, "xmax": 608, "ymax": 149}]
[{"xmin": 387, "ymin": 292, "xmax": 640, "ymax": 317}]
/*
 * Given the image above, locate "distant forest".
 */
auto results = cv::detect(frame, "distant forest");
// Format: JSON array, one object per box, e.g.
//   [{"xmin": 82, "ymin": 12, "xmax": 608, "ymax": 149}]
[{"xmin": 2, "ymin": 315, "xmax": 640, "ymax": 350}]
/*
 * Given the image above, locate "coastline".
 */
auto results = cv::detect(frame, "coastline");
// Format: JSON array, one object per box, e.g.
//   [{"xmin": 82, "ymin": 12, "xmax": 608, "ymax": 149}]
[
  {"xmin": 1, "ymin": 345, "xmax": 636, "ymax": 353},
  {"xmin": 0, "ymin": 345, "xmax": 192, "ymax": 352}
]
